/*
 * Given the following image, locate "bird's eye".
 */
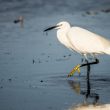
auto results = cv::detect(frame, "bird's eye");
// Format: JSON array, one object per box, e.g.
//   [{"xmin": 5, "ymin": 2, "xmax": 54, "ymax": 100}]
[{"xmin": 57, "ymin": 23, "xmax": 63, "ymax": 27}]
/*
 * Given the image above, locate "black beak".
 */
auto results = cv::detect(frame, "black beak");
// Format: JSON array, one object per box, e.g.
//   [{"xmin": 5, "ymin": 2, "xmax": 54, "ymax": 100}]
[{"xmin": 44, "ymin": 25, "xmax": 59, "ymax": 32}]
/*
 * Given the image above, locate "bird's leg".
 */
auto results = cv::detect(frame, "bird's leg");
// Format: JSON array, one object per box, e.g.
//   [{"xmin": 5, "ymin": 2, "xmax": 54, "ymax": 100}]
[
  {"xmin": 81, "ymin": 54, "xmax": 88, "ymax": 63},
  {"xmin": 86, "ymin": 60, "xmax": 91, "ymax": 80},
  {"xmin": 80, "ymin": 59, "xmax": 99, "ymax": 79},
  {"xmin": 81, "ymin": 58, "xmax": 84, "ymax": 63},
  {"xmin": 68, "ymin": 64, "xmax": 81, "ymax": 77},
  {"xmin": 67, "ymin": 54, "xmax": 85, "ymax": 77},
  {"xmin": 80, "ymin": 58, "xmax": 99, "ymax": 67},
  {"xmin": 67, "ymin": 58, "xmax": 99, "ymax": 77}
]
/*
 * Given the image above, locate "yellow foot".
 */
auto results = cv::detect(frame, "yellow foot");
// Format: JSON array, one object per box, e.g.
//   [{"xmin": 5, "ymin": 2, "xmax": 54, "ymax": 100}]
[{"xmin": 68, "ymin": 64, "xmax": 81, "ymax": 77}]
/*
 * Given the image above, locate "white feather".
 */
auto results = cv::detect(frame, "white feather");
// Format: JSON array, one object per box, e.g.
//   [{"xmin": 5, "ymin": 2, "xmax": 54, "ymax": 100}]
[{"xmin": 56, "ymin": 21, "xmax": 110, "ymax": 56}]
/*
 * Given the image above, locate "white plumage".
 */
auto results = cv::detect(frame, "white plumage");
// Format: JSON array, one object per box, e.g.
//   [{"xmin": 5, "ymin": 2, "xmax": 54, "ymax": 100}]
[
  {"xmin": 44, "ymin": 21, "xmax": 110, "ymax": 59},
  {"xmin": 56, "ymin": 21, "xmax": 110, "ymax": 57}
]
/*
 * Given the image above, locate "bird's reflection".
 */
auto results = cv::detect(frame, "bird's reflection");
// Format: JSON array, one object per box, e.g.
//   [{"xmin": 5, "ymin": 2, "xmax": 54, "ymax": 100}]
[
  {"xmin": 67, "ymin": 62, "xmax": 110, "ymax": 110},
  {"xmin": 68, "ymin": 64, "xmax": 99, "ymax": 105}
]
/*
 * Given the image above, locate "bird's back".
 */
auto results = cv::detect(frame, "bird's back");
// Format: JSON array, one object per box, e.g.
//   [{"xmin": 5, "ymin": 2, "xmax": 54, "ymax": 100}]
[{"xmin": 67, "ymin": 27, "xmax": 110, "ymax": 54}]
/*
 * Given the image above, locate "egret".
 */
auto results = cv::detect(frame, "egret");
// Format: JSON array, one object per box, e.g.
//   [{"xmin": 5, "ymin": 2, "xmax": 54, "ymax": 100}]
[{"xmin": 44, "ymin": 21, "xmax": 110, "ymax": 78}]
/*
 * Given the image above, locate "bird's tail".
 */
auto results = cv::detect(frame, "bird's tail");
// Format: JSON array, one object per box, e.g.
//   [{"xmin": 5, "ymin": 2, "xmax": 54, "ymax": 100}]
[{"xmin": 104, "ymin": 48, "xmax": 110, "ymax": 55}]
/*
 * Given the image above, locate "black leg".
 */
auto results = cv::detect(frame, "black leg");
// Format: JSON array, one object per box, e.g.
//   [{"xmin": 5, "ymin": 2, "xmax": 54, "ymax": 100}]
[
  {"xmin": 80, "ymin": 59, "xmax": 99, "ymax": 79},
  {"xmin": 86, "ymin": 60, "xmax": 91, "ymax": 80},
  {"xmin": 80, "ymin": 59, "xmax": 99, "ymax": 67},
  {"xmin": 86, "ymin": 60, "xmax": 91, "ymax": 99}
]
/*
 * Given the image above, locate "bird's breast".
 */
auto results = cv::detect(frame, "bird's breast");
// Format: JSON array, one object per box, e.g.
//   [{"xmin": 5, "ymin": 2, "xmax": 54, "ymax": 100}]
[{"xmin": 57, "ymin": 30, "xmax": 73, "ymax": 49}]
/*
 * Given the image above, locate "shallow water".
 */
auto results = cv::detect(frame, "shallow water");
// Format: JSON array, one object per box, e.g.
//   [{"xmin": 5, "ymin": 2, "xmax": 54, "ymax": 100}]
[{"xmin": 0, "ymin": 0, "xmax": 110, "ymax": 110}]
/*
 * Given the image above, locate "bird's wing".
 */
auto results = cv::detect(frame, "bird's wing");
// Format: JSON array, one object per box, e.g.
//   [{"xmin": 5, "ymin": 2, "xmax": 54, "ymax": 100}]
[{"xmin": 67, "ymin": 27, "xmax": 110, "ymax": 54}]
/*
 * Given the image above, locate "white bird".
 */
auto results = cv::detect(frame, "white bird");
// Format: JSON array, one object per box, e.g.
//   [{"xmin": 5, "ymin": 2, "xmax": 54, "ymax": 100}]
[{"xmin": 44, "ymin": 21, "xmax": 110, "ymax": 77}]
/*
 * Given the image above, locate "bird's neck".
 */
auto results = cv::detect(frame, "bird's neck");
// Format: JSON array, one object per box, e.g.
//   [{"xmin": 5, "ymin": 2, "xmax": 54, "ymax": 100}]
[
  {"xmin": 57, "ymin": 28, "xmax": 71, "ymax": 48},
  {"xmin": 57, "ymin": 27, "xmax": 70, "ymax": 37}
]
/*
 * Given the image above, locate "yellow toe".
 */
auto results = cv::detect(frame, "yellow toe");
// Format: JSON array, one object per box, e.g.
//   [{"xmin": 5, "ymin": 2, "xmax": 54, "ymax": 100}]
[{"xmin": 68, "ymin": 64, "xmax": 80, "ymax": 77}]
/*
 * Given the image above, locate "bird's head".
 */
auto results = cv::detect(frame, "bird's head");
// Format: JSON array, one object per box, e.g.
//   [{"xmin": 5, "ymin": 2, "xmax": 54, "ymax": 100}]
[{"xmin": 44, "ymin": 21, "xmax": 71, "ymax": 32}]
